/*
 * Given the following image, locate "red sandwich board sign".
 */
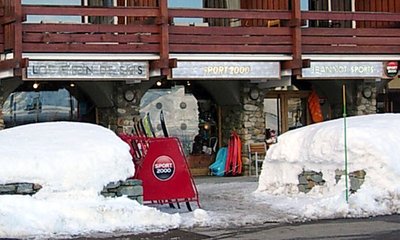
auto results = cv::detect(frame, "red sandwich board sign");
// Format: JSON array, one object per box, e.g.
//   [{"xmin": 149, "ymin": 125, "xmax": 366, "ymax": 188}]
[{"xmin": 120, "ymin": 134, "xmax": 200, "ymax": 209}]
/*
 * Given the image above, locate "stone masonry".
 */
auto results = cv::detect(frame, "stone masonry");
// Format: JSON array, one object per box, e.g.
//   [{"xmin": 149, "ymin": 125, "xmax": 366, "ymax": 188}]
[
  {"xmin": 298, "ymin": 169, "xmax": 366, "ymax": 193},
  {"xmin": 100, "ymin": 179, "xmax": 143, "ymax": 204},
  {"xmin": 0, "ymin": 179, "xmax": 143, "ymax": 204},
  {"xmin": 356, "ymin": 82, "xmax": 377, "ymax": 115},
  {"xmin": 0, "ymin": 182, "xmax": 42, "ymax": 195}
]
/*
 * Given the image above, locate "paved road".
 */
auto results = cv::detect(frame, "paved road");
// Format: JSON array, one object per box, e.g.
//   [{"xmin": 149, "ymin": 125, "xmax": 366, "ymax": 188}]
[{"xmin": 80, "ymin": 214, "xmax": 400, "ymax": 240}]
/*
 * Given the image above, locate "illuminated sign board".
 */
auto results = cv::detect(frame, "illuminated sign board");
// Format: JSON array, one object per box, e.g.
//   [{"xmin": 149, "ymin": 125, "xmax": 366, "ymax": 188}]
[
  {"xmin": 302, "ymin": 62, "xmax": 383, "ymax": 79},
  {"xmin": 172, "ymin": 61, "xmax": 280, "ymax": 80},
  {"xmin": 25, "ymin": 61, "xmax": 149, "ymax": 80}
]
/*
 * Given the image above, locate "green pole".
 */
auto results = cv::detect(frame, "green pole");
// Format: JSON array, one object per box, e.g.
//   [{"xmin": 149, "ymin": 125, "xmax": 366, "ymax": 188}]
[{"xmin": 342, "ymin": 84, "xmax": 349, "ymax": 203}]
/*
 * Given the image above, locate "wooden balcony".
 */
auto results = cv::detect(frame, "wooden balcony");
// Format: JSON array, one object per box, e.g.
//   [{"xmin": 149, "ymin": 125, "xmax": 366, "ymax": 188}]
[{"xmin": 1, "ymin": 1, "xmax": 400, "ymax": 75}]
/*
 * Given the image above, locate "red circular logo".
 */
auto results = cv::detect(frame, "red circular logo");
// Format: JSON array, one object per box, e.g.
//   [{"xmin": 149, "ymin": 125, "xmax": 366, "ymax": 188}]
[
  {"xmin": 385, "ymin": 61, "xmax": 399, "ymax": 78},
  {"xmin": 152, "ymin": 155, "xmax": 175, "ymax": 181}
]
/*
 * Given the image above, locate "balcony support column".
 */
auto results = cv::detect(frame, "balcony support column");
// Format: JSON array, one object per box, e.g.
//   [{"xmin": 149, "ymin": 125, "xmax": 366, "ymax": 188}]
[
  {"xmin": 158, "ymin": 0, "xmax": 173, "ymax": 77},
  {"xmin": 12, "ymin": 0, "xmax": 22, "ymax": 76},
  {"xmin": 289, "ymin": 0, "xmax": 303, "ymax": 76}
]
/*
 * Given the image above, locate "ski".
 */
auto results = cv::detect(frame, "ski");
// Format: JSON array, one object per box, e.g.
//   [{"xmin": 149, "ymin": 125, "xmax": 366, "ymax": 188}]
[
  {"xmin": 160, "ymin": 110, "xmax": 169, "ymax": 137},
  {"xmin": 146, "ymin": 112, "xmax": 156, "ymax": 137}
]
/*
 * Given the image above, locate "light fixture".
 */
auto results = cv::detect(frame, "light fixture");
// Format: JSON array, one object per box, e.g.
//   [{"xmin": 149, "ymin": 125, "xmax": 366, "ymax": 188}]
[
  {"xmin": 32, "ymin": 82, "xmax": 39, "ymax": 89},
  {"xmin": 187, "ymin": 81, "xmax": 191, "ymax": 86},
  {"xmin": 123, "ymin": 89, "xmax": 135, "ymax": 102},
  {"xmin": 156, "ymin": 80, "xmax": 162, "ymax": 87},
  {"xmin": 362, "ymin": 86, "xmax": 372, "ymax": 99},
  {"xmin": 249, "ymin": 88, "xmax": 260, "ymax": 100},
  {"xmin": 70, "ymin": 83, "xmax": 75, "ymax": 88}
]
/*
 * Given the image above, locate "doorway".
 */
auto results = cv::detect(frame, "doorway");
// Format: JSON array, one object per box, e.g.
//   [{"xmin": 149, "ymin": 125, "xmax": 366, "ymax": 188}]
[{"xmin": 264, "ymin": 90, "xmax": 311, "ymax": 135}]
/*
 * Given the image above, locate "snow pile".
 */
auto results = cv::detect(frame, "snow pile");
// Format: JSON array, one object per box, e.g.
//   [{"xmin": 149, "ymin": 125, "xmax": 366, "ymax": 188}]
[
  {"xmin": 2, "ymin": 114, "xmax": 400, "ymax": 238},
  {"xmin": 0, "ymin": 122, "xmax": 180, "ymax": 239},
  {"xmin": 256, "ymin": 114, "xmax": 400, "ymax": 220}
]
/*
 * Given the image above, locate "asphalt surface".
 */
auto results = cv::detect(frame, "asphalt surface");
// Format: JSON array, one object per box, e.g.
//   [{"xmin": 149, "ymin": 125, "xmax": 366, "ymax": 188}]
[{"xmin": 81, "ymin": 214, "xmax": 400, "ymax": 240}]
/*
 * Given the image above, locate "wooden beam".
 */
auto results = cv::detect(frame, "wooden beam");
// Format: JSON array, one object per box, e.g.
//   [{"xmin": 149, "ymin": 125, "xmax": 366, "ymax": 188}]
[
  {"xmin": 0, "ymin": 16, "xmax": 16, "ymax": 25},
  {"xmin": 159, "ymin": 0, "xmax": 170, "ymax": 76},
  {"xmin": 0, "ymin": 58, "xmax": 28, "ymax": 71},
  {"xmin": 281, "ymin": 59, "xmax": 310, "ymax": 70},
  {"xmin": 11, "ymin": 1, "xmax": 23, "ymax": 76},
  {"xmin": 150, "ymin": 58, "xmax": 177, "ymax": 69},
  {"xmin": 23, "ymin": 5, "xmax": 159, "ymax": 17},
  {"xmin": 291, "ymin": 0, "xmax": 302, "ymax": 77},
  {"xmin": 169, "ymin": 8, "xmax": 291, "ymax": 20}
]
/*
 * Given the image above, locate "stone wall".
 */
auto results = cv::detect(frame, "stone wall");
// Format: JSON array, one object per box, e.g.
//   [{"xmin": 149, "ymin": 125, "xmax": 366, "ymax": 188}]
[
  {"xmin": 220, "ymin": 84, "xmax": 266, "ymax": 175},
  {"xmin": 0, "ymin": 182, "xmax": 42, "ymax": 195},
  {"xmin": 113, "ymin": 84, "xmax": 142, "ymax": 134},
  {"xmin": 0, "ymin": 95, "xmax": 4, "ymax": 130},
  {"xmin": 356, "ymin": 82, "xmax": 377, "ymax": 115},
  {"xmin": 221, "ymin": 84, "xmax": 265, "ymax": 146},
  {"xmin": 0, "ymin": 180, "xmax": 144, "ymax": 204},
  {"xmin": 298, "ymin": 169, "xmax": 366, "ymax": 194},
  {"xmin": 100, "ymin": 179, "xmax": 143, "ymax": 204},
  {"xmin": 241, "ymin": 86, "xmax": 266, "ymax": 144}
]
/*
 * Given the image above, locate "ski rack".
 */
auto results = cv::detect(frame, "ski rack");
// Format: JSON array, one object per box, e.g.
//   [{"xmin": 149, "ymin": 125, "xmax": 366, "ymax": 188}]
[{"xmin": 119, "ymin": 134, "xmax": 200, "ymax": 211}]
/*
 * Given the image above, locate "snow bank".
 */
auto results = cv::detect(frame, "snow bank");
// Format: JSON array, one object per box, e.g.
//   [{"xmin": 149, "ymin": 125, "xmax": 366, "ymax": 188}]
[
  {"xmin": 0, "ymin": 122, "xmax": 134, "ymax": 193},
  {"xmin": 0, "ymin": 122, "xmax": 181, "ymax": 239},
  {"xmin": 256, "ymin": 114, "xmax": 400, "ymax": 219}
]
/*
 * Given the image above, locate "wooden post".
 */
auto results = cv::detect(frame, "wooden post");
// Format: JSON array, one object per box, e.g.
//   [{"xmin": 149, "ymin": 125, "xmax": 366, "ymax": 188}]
[
  {"xmin": 291, "ymin": 0, "xmax": 302, "ymax": 76},
  {"xmin": 13, "ymin": 0, "xmax": 23, "ymax": 76},
  {"xmin": 159, "ymin": 0, "xmax": 170, "ymax": 77}
]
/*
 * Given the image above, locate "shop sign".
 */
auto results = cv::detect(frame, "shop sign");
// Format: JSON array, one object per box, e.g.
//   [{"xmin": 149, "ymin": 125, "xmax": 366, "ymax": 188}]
[
  {"xmin": 25, "ymin": 60, "xmax": 149, "ymax": 80},
  {"xmin": 385, "ymin": 61, "xmax": 399, "ymax": 78},
  {"xmin": 172, "ymin": 61, "xmax": 280, "ymax": 80},
  {"xmin": 302, "ymin": 62, "xmax": 383, "ymax": 79}
]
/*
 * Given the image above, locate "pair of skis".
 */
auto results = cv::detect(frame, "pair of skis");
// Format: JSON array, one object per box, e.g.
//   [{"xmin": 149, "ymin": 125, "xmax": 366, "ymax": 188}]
[
  {"xmin": 139, "ymin": 110, "xmax": 193, "ymax": 211},
  {"xmin": 225, "ymin": 132, "xmax": 243, "ymax": 176}
]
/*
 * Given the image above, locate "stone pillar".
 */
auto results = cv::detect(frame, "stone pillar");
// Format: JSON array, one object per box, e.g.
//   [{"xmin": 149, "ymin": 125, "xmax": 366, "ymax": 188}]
[
  {"xmin": 0, "ymin": 85, "xmax": 6, "ymax": 129},
  {"xmin": 221, "ymin": 83, "xmax": 266, "ymax": 175},
  {"xmin": 356, "ymin": 81, "xmax": 377, "ymax": 115},
  {"xmin": 241, "ymin": 85, "xmax": 265, "ymax": 145},
  {"xmin": 114, "ymin": 84, "xmax": 142, "ymax": 134},
  {"xmin": 0, "ymin": 96, "xmax": 5, "ymax": 130},
  {"xmin": 221, "ymin": 105, "xmax": 242, "ymax": 146}
]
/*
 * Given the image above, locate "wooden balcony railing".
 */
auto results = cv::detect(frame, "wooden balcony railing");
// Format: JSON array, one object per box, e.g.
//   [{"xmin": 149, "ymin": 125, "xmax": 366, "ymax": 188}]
[{"xmin": 1, "ymin": 1, "xmax": 400, "ymax": 75}]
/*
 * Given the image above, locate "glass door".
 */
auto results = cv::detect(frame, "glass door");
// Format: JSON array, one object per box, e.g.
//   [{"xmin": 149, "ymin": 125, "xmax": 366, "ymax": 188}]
[{"xmin": 265, "ymin": 91, "xmax": 311, "ymax": 135}]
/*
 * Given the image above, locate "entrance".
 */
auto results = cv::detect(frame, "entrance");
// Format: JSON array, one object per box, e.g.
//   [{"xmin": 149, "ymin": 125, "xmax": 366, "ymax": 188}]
[
  {"xmin": 264, "ymin": 90, "xmax": 311, "ymax": 135},
  {"xmin": 140, "ymin": 83, "xmax": 219, "ymax": 176}
]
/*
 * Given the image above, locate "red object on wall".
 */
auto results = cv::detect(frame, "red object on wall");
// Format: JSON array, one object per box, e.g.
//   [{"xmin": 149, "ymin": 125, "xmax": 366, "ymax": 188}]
[
  {"xmin": 225, "ymin": 132, "xmax": 242, "ymax": 176},
  {"xmin": 308, "ymin": 90, "xmax": 324, "ymax": 123},
  {"xmin": 120, "ymin": 135, "xmax": 200, "ymax": 208}
]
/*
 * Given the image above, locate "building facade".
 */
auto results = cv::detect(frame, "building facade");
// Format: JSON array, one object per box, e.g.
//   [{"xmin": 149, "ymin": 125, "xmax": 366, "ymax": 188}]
[{"xmin": 1, "ymin": 0, "xmax": 400, "ymax": 175}]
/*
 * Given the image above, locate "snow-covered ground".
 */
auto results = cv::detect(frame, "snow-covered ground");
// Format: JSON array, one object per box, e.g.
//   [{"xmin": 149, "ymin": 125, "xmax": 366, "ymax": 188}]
[{"xmin": 1, "ymin": 114, "xmax": 400, "ymax": 239}]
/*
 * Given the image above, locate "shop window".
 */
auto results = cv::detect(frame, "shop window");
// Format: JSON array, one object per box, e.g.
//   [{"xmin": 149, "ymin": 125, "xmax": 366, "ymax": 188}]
[
  {"xmin": 2, "ymin": 89, "xmax": 79, "ymax": 128},
  {"xmin": 140, "ymin": 86, "xmax": 199, "ymax": 156}
]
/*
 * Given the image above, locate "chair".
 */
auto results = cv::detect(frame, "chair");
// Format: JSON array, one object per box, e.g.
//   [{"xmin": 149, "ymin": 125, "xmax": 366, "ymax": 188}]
[
  {"xmin": 248, "ymin": 142, "xmax": 267, "ymax": 177},
  {"xmin": 267, "ymin": 19, "xmax": 281, "ymax": 27}
]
